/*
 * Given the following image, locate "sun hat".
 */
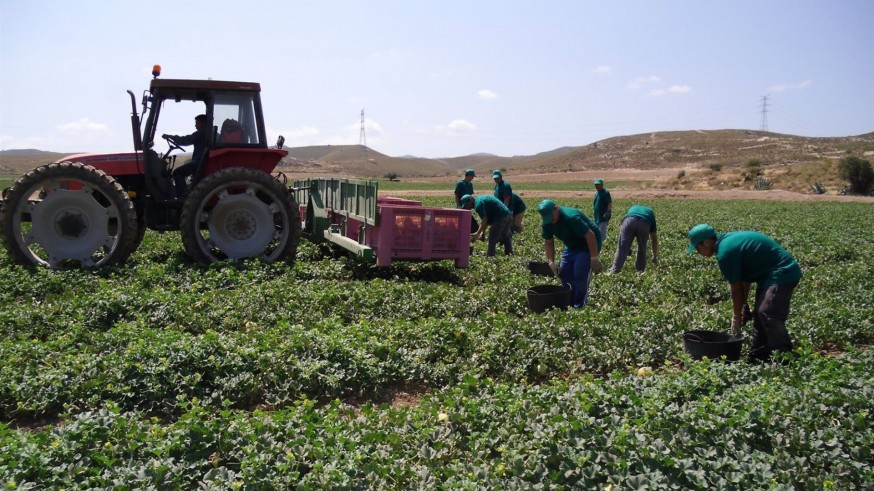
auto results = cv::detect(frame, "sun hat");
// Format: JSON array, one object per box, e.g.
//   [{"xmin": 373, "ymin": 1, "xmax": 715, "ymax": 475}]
[
  {"xmin": 687, "ymin": 224, "xmax": 717, "ymax": 254},
  {"xmin": 465, "ymin": 169, "xmax": 476, "ymax": 177},
  {"xmin": 492, "ymin": 170, "xmax": 502, "ymax": 179},
  {"xmin": 537, "ymin": 199, "xmax": 556, "ymax": 226},
  {"xmin": 460, "ymin": 194, "xmax": 473, "ymax": 207},
  {"xmin": 593, "ymin": 178, "xmax": 603, "ymax": 185}
]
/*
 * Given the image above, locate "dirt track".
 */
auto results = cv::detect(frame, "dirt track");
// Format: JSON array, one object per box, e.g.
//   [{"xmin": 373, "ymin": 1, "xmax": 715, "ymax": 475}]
[
  {"xmin": 385, "ymin": 188, "xmax": 873, "ymax": 202},
  {"xmin": 389, "ymin": 167, "xmax": 874, "ymax": 203}
]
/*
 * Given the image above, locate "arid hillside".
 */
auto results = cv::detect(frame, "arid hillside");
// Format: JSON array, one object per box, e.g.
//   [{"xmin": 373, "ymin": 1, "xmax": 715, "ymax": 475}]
[{"xmin": 3, "ymin": 130, "xmax": 873, "ymax": 194}]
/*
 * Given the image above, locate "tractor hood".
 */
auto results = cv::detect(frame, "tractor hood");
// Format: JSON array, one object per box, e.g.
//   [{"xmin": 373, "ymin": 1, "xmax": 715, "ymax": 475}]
[{"xmin": 55, "ymin": 151, "xmax": 144, "ymax": 176}]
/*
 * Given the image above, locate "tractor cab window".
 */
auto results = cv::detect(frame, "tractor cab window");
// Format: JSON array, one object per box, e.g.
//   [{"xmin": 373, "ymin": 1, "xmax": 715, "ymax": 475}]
[{"xmin": 213, "ymin": 92, "xmax": 261, "ymax": 146}]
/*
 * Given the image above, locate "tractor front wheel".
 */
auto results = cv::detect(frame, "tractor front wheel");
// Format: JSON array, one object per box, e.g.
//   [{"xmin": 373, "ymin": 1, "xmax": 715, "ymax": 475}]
[
  {"xmin": 179, "ymin": 167, "xmax": 300, "ymax": 264},
  {"xmin": 0, "ymin": 162, "xmax": 138, "ymax": 268}
]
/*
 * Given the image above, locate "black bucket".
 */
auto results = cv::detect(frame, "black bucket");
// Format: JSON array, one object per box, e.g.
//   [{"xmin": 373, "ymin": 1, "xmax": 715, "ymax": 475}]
[
  {"xmin": 527, "ymin": 284, "xmax": 572, "ymax": 313},
  {"xmin": 683, "ymin": 330, "xmax": 743, "ymax": 361},
  {"xmin": 527, "ymin": 261, "xmax": 554, "ymax": 277}
]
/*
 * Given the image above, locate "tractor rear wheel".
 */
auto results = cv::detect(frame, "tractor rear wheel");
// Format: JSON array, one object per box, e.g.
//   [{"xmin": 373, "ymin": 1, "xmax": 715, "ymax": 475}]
[
  {"xmin": 179, "ymin": 167, "xmax": 300, "ymax": 264},
  {"xmin": 0, "ymin": 162, "xmax": 138, "ymax": 268}
]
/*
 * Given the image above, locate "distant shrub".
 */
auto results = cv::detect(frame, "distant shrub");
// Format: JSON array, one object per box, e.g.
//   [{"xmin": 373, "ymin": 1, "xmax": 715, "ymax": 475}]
[
  {"xmin": 755, "ymin": 178, "xmax": 773, "ymax": 190},
  {"xmin": 676, "ymin": 170, "xmax": 686, "ymax": 179},
  {"xmin": 742, "ymin": 159, "xmax": 763, "ymax": 181},
  {"xmin": 838, "ymin": 156, "xmax": 874, "ymax": 194},
  {"xmin": 384, "ymin": 172, "xmax": 400, "ymax": 182},
  {"xmin": 707, "ymin": 163, "xmax": 722, "ymax": 171}
]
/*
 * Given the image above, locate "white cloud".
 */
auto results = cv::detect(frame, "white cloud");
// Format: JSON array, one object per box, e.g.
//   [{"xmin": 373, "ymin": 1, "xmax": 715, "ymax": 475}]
[
  {"xmin": 268, "ymin": 119, "xmax": 386, "ymax": 149},
  {"xmin": 435, "ymin": 119, "xmax": 478, "ymax": 135},
  {"xmin": 56, "ymin": 118, "xmax": 110, "ymax": 133},
  {"xmin": 367, "ymin": 48, "xmax": 404, "ymax": 61},
  {"xmin": 649, "ymin": 85, "xmax": 692, "ymax": 97},
  {"xmin": 447, "ymin": 119, "xmax": 477, "ymax": 131},
  {"xmin": 477, "ymin": 89, "xmax": 498, "ymax": 100},
  {"xmin": 768, "ymin": 80, "xmax": 812, "ymax": 92},
  {"xmin": 627, "ymin": 76, "xmax": 661, "ymax": 89},
  {"xmin": 593, "ymin": 65, "xmax": 612, "ymax": 74}
]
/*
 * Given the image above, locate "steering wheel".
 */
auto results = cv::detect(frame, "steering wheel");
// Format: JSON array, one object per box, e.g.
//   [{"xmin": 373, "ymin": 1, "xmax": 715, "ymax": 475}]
[{"xmin": 161, "ymin": 134, "xmax": 185, "ymax": 163}]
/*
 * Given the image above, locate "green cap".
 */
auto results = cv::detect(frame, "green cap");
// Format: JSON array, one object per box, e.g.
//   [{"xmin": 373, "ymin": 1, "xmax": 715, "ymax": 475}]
[
  {"xmin": 593, "ymin": 178, "xmax": 603, "ymax": 185},
  {"xmin": 687, "ymin": 224, "xmax": 716, "ymax": 254},
  {"xmin": 537, "ymin": 199, "xmax": 556, "ymax": 225},
  {"xmin": 492, "ymin": 170, "xmax": 502, "ymax": 179},
  {"xmin": 465, "ymin": 169, "xmax": 476, "ymax": 176},
  {"xmin": 460, "ymin": 194, "xmax": 473, "ymax": 207}
]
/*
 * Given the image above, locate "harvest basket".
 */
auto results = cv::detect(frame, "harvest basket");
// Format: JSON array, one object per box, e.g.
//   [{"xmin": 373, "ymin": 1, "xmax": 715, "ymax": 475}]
[
  {"xmin": 683, "ymin": 330, "xmax": 743, "ymax": 361},
  {"xmin": 527, "ymin": 261, "xmax": 554, "ymax": 277},
  {"xmin": 527, "ymin": 284, "xmax": 571, "ymax": 313}
]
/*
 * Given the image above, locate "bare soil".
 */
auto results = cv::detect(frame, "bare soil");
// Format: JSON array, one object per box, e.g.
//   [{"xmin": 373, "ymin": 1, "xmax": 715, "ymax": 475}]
[{"xmin": 394, "ymin": 169, "xmax": 874, "ymax": 202}]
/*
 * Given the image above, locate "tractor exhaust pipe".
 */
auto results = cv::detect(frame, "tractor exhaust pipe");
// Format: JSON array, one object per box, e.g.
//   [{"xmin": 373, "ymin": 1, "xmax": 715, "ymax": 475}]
[{"xmin": 127, "ymin": 90, "xmax": 143, "ymax": 151}]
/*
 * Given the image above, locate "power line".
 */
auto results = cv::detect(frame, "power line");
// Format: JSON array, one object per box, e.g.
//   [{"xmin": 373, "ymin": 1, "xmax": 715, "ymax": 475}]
[
  {"xmin": 359, "ymin": 109, "xmax": 367, "ymax": 160},
  {"xmin": 760, "ymin": 95, "xmax": 770, "ymax": 132}
]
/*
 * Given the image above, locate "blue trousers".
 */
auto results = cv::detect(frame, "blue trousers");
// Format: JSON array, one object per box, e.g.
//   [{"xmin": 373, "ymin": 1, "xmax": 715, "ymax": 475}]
[{"xmin": 560, "ymin": 249, "xmax": 592, "ymax": 308}]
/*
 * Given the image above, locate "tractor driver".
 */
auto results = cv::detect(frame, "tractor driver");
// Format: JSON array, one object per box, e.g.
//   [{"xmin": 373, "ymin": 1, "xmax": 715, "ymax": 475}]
[{"xmin": 163, "ymin": 114, "xmax": 208, "ymax": 197}]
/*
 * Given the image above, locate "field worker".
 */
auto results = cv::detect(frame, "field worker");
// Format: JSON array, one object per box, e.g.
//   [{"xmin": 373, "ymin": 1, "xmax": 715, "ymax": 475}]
[
  {"xmin": 509, "ymin": 193, "xmax": 527, "ymax": 233},
  {"xmin": 164, "ymin": 113, "xmax": 208, "ymax": 197},
  {"xmin": 454, "ymin": 169, "xmax": 475, "ymax": 208},
  {"xmin": 492, "ymin": 170, "xmax": 513, "ymax": 207},
  {"xmin": 455, "ymin": 169, "xmax": 479, "ymax": 233},
  {"xmin": 538, "ymin": 199, "xmax": 603, "ymax": 308},
  {"xmin": 687, "ymin": 224, "xmax": 802, "ymax": 363},
  {"xmin": 610, "ymin": 204, "xmax": 659, "ymax": 273},
  {"xmin": 460, "ymin": 194, "xmax": 512, "ymax": 256},
  {"xmin": 593, "ymin": 178, "xmax": 612, "ymax": 241}
]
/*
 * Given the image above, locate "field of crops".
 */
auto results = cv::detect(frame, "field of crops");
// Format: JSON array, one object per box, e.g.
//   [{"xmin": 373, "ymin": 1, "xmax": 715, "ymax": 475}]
[{"xmin": 1, "ymin": 196, "xmax": 873, "ymax": 489}]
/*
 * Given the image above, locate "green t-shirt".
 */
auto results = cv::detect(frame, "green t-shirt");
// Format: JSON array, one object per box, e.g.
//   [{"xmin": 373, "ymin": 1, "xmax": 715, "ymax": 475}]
[
  {"xmin": 510, "ymin": 193, "xmax": 526, "ymax": 215},
  {"xmin": 473, "ymin": 195, "xmax": 511, "ymax": 223},
  {"xmin": 715, "ymin": 231, "xmax": 802, "ymax": 287},
  {"xmin": 493, "ymin": 181, "xmax": 513, "ymax": 203},
  {"xmin": 454, "ymin": 179, "xmax": 473, "ymax": 205},
  {"xmin": 623, "ymin": 205, "xmax": 657, "ymax": 232},
  {"xmin": 593, "ymin": 188, "xmax": 612, "ymax": 222},
  {"xmin": 541, "ymin": 207, "xmax": 602, "ymax": 254}
]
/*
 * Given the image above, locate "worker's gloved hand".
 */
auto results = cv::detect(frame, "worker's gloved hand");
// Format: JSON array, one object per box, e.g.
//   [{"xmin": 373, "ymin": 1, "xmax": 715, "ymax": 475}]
[
  {"xmin": 652, "ymin": 255, "xmax": 658, "ymax": 265},
  {"xmin": 548, "ymin": 261, "xmax": 560, "ymax": 277},
  {"xmin": 742, "ymin": 304, "xmax": 753, "ymax": 324},
  {"xmin": 731, "ymin": 314, "xmax": 743, "ymax": 336},
  {"xmin": 590, "ymin": 256, "xmax": 603, "ymax": 274}
]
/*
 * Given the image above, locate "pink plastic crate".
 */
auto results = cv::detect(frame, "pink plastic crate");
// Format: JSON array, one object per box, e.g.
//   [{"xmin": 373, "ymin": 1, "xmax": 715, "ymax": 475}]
[
  {"xmin": 377, "ymin": 197, "xmax": 422, "ymax": 207},
  {"xmin": 297, "ymin": 200, "xmax": 471, "ymax": 268},
  {"xmin": 370, "ymin": 206, "xmax": 470, "ymax": 267}
]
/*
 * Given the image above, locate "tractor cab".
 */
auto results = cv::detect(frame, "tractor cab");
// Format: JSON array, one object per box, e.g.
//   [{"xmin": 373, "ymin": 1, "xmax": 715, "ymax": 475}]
[{"xmin": 132, "ymin": 66, "xmax": 285, "ymax": 202}]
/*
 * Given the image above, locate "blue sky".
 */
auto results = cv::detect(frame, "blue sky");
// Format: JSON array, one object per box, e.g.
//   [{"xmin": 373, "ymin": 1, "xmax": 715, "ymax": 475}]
[{"xmin": 1, "ymin": 0, "xmax": 872, "ymax": 158}]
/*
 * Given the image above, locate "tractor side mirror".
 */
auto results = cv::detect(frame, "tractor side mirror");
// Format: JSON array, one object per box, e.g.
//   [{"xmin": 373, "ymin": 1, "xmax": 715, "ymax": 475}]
[{"xmin": 276, "ymin": 135, "xmax": 285, "ymax": 149}]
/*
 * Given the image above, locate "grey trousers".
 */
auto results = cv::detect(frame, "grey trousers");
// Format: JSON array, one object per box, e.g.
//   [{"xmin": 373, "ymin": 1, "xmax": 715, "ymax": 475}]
[
  {"xmin": 598, "ymin": 221, "xmax": 609, "ymax": 243},
  {"xmin": 611, "ymin": 216, "xmax": 650, "ymax": 272},
  {"xmin": 750, "ymin": 281, "xmax": 797, "ymax": 361},
  {"xmin": 487, "ymin": 215, "xmax": 513, "ymax": 256}
]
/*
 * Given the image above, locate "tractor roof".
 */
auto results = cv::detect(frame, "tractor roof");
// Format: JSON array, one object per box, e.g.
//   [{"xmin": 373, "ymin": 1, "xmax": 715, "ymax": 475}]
[{"xmin": 150, "ymin": 79, "xmax": 261, "ymax": 93}]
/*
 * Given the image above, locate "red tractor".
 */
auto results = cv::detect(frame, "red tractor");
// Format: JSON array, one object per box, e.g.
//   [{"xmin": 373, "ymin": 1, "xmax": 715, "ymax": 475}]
[{"xmin": 0, "ymin": 65, "xmax": 301, "ymax": 268}]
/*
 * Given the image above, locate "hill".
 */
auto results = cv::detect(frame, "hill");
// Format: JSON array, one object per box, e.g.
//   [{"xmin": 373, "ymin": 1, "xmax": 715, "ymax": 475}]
[
  {"xmin": 3, "ymin": 130, "xmax": 873, "ymax": 190},
  {"xmin": 0, "ymin": 149, "xmax": 70, "ymax": 176},
  {"xmin": 277, "ymin": 130, "xmax": 874, "ymax": 179}
]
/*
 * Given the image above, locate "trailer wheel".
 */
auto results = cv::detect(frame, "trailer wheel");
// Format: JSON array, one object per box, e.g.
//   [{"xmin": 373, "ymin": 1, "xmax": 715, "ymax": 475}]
[
  {"xmin": 0, "ymin": 162, "xmax": 138, "ymax": 268},
  {"xmin": 180, "ymin": 167, "xmax": 300, "ymax": 264}
]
